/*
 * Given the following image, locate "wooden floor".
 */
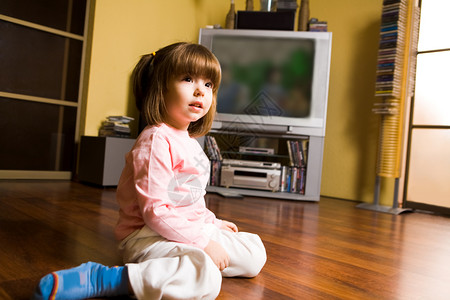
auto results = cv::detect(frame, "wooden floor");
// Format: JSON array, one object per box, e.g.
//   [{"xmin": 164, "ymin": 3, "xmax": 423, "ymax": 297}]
[{"xmin": 1, "ymin": 180, "xmax": 450, "ymax": 300}]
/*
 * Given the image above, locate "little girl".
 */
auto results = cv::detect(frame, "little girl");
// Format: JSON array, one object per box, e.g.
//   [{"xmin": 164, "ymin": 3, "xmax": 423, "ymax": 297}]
[{"xmin": 33, "ymin": 42, "xmax": 266, "ymax": 300}]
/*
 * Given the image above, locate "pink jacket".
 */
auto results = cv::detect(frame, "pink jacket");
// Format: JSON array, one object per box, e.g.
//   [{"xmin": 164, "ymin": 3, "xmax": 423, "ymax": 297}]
[{"xmin": 114, "ymin": 123, "xmax": 222, "ymax": 249}]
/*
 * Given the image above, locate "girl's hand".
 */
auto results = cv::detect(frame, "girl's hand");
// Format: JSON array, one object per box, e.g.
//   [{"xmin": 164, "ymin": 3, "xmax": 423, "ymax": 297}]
[
  {"xmin": 221, "ymin": 220, "xmax": 238, "ymax": 233},
  {"xmin": 204, "ymin": 240, "xmax": 230, "ymax": 271}
]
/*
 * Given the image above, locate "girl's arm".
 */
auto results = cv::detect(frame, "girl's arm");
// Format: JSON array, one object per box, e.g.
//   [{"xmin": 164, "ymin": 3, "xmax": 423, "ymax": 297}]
[{"xmin": 131, "ymin": 133, "xmax": 213, "ymax": 249}]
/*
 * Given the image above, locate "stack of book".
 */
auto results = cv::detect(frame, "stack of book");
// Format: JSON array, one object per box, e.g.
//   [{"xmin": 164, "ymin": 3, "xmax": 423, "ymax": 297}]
[
  {"xmin": 204, "ymin": 136, "xmax": 222, "ymax": 186},
  {"xmin": 281, "ymin": 139, "xmax": 308, "ymax": 194},
  {"xmin": 309, "ymin": 18, "xmax": 328, "ymax": 32},
  {"xmin": 98, "ymin": 116, "xmax": 134, "ymax": 138}
]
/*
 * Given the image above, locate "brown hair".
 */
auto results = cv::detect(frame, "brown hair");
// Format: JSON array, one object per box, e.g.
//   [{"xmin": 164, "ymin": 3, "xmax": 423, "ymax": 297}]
[{"xmin": 133, "ymin": 42, "xmax": 222, "ymax": 137}]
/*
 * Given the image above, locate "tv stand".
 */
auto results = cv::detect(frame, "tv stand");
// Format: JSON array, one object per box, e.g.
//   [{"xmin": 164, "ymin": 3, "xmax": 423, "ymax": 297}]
[
  {"xmin": 199, "ymin": 29, "xmax": 332, "ymax": 202},
  {"xmin": 204, "ymin": 125, "xmax": 324, "ymax": 201}
]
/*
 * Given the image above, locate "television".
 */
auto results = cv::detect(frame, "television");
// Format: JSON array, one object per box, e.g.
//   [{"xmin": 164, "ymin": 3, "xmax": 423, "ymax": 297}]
[{"xmin": 199, "ymin": 28, "xmax": 332, "ymax": 137}]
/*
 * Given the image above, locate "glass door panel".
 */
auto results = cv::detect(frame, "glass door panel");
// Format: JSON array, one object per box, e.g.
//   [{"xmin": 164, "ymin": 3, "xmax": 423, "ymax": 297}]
[
  {"xmin": 407, "ymin": 129, "xmax": 450, "ymax": 208},
  {"xmin": 414, "ymin": 51, "xmax": 450, "ymax": 126},
  {"xmin": 417, "ymin": 0, "xmax": 450, "ymax": 52}
]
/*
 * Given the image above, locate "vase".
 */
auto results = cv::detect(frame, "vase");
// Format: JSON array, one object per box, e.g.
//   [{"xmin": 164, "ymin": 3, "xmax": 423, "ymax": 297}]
[
  {"xmin": 298, "ymin": 0, "xmax": 310, "ymax": 31},
  {"xmin": 226, "ymin": 0, "xmax": 236, "ymax": 29},
  {"xmin": 246, "ymin": 0, "xmax": 254, "ymax": 11}
]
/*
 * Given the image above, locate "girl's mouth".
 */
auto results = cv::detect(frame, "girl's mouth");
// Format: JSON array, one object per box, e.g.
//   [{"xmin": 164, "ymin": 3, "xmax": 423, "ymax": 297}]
[{"xmin": 189, "ymin": 102, "xmax": 203, "ymax": 109}]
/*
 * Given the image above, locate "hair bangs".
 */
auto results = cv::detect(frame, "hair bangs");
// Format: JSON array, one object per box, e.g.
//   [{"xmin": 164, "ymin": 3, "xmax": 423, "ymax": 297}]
[{"xmin": 172, "ymin": 45, "xmax": 222, "ymax": 92}]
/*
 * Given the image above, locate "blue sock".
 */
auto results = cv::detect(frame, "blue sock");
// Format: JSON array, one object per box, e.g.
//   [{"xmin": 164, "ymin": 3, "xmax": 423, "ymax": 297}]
[{"xmin": 32, "ymin": 262, "xmax": 129, "ymax": 300}]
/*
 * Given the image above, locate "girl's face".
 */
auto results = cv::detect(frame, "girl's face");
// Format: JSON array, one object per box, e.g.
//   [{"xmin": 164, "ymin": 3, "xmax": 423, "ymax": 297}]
[{"xmin": 164, "ymin": 74, "xmax": 214, "ymax": 131}]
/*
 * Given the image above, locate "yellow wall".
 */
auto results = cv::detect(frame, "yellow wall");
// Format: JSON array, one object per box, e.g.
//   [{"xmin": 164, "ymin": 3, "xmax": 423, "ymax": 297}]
[
  {"xmin": 82, "ymin": 0, "xmax": 244, "ymax": 137},
  {"xmin": 309, "ymin": 0, "xmax": 394, "ymax": 205},
  {"xmin": 82, "ymin": 0, "xmax": 395, "ymax": 205}
]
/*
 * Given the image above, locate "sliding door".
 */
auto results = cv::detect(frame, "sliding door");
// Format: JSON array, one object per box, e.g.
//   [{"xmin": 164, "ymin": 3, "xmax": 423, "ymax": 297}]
[{"xmin": 404, "ymin": 0, "xmax": 450, "ymax": 213}]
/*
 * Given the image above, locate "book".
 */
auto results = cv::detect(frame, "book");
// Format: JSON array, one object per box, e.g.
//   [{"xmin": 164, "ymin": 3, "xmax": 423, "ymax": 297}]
[
  {"xmin": 98, "ymin": 116, "xmax": 134, "ymax": 138},
  {"xmin": 204, "ymin": 135, "xmax": 223, "ymax": 186},
  {"xmin": 286, "ymin": 140, "xmax": 294, "ymax": 167},
  {"xmin": 283, "ymin": 139, "xmax": 308, "ymax": 194},
  {"xmin": 290, "ymin": 167, "xmax": 298, "ymax": 193}
]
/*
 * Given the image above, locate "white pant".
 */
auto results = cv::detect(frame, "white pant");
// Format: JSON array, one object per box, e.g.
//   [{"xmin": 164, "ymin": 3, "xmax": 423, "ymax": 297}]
[{"xmin": 119, "ymin": 224, "xmax": 266, "ymax": 300}]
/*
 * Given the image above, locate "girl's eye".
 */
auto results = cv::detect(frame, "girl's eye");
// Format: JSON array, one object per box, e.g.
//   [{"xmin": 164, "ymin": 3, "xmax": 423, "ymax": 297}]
[
  {"xmin": 183, "ymin": 77, "xmax": 192, "ymax": 82},
  {"xmin": 205, "ymin": 82, "xmax": 213, "ymax": 89}
]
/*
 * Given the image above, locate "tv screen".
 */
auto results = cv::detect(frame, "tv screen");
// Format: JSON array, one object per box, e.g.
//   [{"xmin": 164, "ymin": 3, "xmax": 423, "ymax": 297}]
[
  {"xmin": 200, "ymin": 29, "xmax": 332, "ymax": 136},
  {"xmin": 212, "ymin": 35, "xmax": 315, "ymax": 119}
]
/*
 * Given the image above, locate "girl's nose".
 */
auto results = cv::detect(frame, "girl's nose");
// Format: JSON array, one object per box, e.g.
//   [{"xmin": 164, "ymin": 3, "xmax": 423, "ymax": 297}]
[{"xmin": 194, "ymin": 86, "xmax": 205, "ymax": 97}]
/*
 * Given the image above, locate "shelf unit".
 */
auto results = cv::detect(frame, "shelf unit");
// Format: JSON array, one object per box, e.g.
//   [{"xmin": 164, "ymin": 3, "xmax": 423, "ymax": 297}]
[{"xmin": 204, "ymin": 128, "xmax": 324, "ymax": 201}]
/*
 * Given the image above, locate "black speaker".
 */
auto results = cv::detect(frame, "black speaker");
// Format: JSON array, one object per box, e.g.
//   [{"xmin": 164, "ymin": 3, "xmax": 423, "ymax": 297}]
[{"xmin": 236, "ymin": 11, "xmax": 296, "ymax": 31}]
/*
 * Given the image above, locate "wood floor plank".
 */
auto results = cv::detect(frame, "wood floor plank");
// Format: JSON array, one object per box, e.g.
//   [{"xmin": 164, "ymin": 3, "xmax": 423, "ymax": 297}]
[{"xmin": 1, "ymin": 180, "xmax": 450, "ymax": 299}]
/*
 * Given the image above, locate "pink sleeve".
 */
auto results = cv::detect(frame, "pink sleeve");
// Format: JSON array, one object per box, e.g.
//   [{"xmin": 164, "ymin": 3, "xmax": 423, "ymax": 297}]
[
  {"xmin": 131, "ymin": 134, "xmax": 211, "ymax": 249},
  {"xmin": 204, "ymin": 209, "xmax": 223, "ymax": 228}
]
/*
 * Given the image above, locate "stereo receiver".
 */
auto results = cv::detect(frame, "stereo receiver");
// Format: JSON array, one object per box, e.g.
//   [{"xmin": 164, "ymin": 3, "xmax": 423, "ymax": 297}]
[{"xmin": 220, "ymin": 159, "xmax": 281, "ymax": 192}]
